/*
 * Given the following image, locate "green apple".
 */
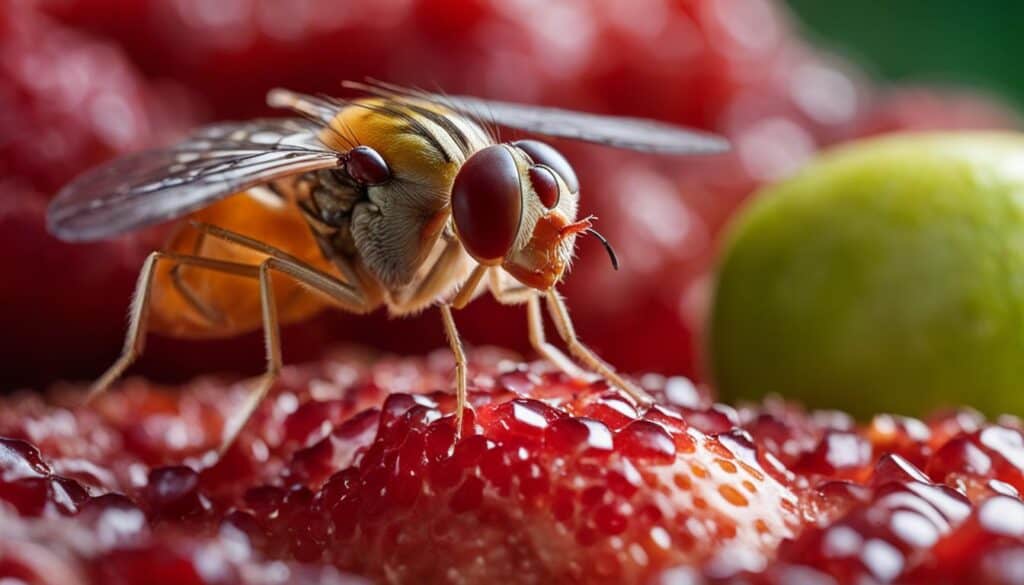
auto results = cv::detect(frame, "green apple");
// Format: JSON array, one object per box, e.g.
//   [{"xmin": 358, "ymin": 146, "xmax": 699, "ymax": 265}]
[{"xmin": 710, "ymin": 132, "xmax": 1024, "ymax": 418}]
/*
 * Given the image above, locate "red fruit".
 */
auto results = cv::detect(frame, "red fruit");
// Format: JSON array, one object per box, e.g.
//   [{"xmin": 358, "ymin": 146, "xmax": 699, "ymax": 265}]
[
  {"xmin": 857, "ymin": 87, "xmax": 1020, "ymax": 137},
  {"xmin": 907, "ymin": 496, "xmax": 1024, "ymax": 583},
  {"xmin": 794, "ymin": 431, "xmax": 872, "ymax": 479},
  {"xmin": 11, "ymin": 348, "xmax": 1024, "ymax": 582},
  {"xmin": 317, "ymin": 384, "xmax": 799, "ymax": 582},
  {"xmin": 871, "ymin": 454, "xmax": 931, "ymax": 486},
  {"xmin": 144, "ymin": 465, "xmax": 210, "ymax": 520},
  {"xmin": 0, "ymin": 5, "xmax": 196, "ymax": 391},
  {"xmin": 0, "ymin": 438, "xmax": 52, "ymax": 481},
  {"xmin": 867, "ymin": 414, "xmax": 932, "ymax": 470},
  {"xmin": 0, "ymin": 350, "xmax": 800, "ymax": 583},
  {"xmin": 780, "ymin": 473, "xmax": 970, "ymax": 583},
  {"xmin": 0, "ymin": 4, "xmax": 192, "ymax": 195}
]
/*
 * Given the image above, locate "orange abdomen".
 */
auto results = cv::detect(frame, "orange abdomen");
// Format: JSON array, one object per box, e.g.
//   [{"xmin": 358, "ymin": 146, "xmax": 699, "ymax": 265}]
[{"xmin": 148, "ymin": 190, "xmax": 335, "ymax": 339}]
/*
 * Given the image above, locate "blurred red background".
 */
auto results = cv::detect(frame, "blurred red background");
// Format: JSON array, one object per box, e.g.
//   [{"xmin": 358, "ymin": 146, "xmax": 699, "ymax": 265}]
[{"xmin": 1, "ymin": 0, "xmax": 1019, "ymax": 391}]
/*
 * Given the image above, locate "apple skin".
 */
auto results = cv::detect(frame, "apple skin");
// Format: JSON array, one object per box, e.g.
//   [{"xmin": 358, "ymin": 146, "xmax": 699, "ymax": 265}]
[{"xmin": 710, "ymin": 132, "xmax": 1024, "ymax": 418}]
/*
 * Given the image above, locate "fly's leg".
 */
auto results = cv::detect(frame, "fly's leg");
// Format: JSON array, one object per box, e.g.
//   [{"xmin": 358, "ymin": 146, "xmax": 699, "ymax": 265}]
[
  {"xmin": 451, "ymin": 264, "xmax": 487, "ymax": 309},
  {"xmin": 489, "ymin": 271, "xmax": 586, "ymax": 380},
  {"xmin": 89, "ymin": 252, "xmax": 263, "ymax": 402},
  {"xmin": 386, "ymin": 238, "xmax": 476, "ymax": 431},
  {"xmin": 216, "ymin": 255, "xmax": 369, "ymax": 454},
  {"xmin": 525, "ymin": 295, "xmax": 587, "ymax": 379},
  {"xmin": 439, "ymin": 304, "xmax": 468, "ymax": 434},
  {"xmin": 221, "ymin": 257, "xmax": 283, "ymax": 456},
  {"xmin": 189, "ymin": 221, "xmax": 318, "ymax": 270},
  {"xmin": 169, "ymin": 228, "xmax": 226, "ymax": 325},
  {"xmin": 545, "ymin": 289, "xmax": 655, "ymax": 407},
  {"xmin": 188, "ymin": 219, "xmax": 372, "ymax": 313},
  {"xmin": 89, "ymin": 246, "xmax": 369, "ymax": 455}
]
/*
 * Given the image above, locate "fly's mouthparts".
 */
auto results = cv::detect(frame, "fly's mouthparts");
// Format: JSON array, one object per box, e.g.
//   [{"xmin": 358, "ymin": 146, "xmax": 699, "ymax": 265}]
[{"xmin": 559, "ymin": 216, "xmax": 594, "ymax": 238}]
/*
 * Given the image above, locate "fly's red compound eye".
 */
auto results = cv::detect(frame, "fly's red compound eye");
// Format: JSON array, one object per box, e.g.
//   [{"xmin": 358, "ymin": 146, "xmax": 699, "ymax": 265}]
[
  {"xmin": 528, "ymin": 166, "xmax": 560, "ymax": 209},
  {"xmin": 451, "ymin": 145, "xmax": 523, "ymax": 263},
  {"xmin": 346, "ymin": 145, "xmax": 391, "ymax": 185},
  {"xmin": 513, "ymin": 140, "xmax": 578, "ymax": 194}
]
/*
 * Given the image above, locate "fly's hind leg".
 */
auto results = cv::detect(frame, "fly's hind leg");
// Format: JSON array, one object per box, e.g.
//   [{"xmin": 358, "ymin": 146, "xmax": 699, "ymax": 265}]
[
  {"xmin": 545, "ymin": 289, "xmax": 655, "ymax": 407},
  {"xmin": 169, "ymin": 227, "xmax": 226, "ymax": 326},
  {"xmin": 90, "ymin": 252, "xmax": 162, "ymax": 400},
  {"xmin": 90, "ymin": 243, "xmax": 370, "ymax": 456},
  {"xmin": 88, "ymin": 252, "xmax": 263, "ymax": 402}
]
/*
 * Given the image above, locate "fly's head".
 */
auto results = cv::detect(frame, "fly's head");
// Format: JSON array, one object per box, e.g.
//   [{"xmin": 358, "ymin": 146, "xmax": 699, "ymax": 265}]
[{"xmin": 451, "ymin": 140, "xmax": 614, "ymax": 290}]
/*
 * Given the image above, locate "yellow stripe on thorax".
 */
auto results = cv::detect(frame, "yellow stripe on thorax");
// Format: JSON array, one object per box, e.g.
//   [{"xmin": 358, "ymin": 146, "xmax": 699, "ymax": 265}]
[{"xmin": 319, "ymin": 98, "xmax": 489, "ymax": 190}]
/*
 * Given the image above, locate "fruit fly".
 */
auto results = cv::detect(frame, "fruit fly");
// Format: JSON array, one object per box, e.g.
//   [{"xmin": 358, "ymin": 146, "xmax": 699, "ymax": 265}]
[{"xmin": 47, "ymin": 80, "xmax": 728, "ymax": 454}]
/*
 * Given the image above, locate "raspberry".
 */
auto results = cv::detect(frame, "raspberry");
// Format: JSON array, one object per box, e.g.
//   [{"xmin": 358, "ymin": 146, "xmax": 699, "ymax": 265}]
[
  {"xmin": 0, "ymin": 4, "xmax": 193, "ymax": 194},
  {"xmin": 0, "ymin": 6, "xmax": 196, "ymax": 390},
  {"xmin": 858, "ymin": 87, "xmax": 1021, "ymax": 137}
]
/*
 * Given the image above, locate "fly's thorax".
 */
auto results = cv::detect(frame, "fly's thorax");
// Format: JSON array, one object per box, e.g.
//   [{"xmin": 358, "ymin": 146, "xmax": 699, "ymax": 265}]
[
  {"xmin": 310, "ymin": 97, "xmax": 494, "ymax": 292},
  {"xmin": 451, "ymin": 140, "xmax": 583, "ymax": 291},
  {"xmin": 320, "ymin": 98, "xmax": 491, "ymax": 188}
]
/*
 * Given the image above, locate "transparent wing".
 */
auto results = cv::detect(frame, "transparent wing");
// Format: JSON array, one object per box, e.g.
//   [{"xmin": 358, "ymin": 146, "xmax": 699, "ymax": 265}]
[
  {"xmin": 47, "ymin": 118, "xmax": 342, "ymax": 242},
  {"xmin": 344, "ymin": 80, "xmax": 730, "ymax": 155}
]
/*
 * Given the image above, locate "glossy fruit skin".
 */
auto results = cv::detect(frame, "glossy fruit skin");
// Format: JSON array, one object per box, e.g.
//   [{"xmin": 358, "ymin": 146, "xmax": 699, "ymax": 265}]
[
  {"xmin": 8, "ymin": 350, "xmax": 1024, "ymax": 583},
  {"xmin": 0, "ymin": 349, "xmax": 800, "ymax": 584},
  {"xmin": 711, "ymin": 132, "xmax": 1024, "ymax": 419}
]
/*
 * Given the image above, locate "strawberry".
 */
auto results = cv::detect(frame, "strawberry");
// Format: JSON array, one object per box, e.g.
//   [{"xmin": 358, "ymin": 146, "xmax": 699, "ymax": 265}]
[
  {"xmin": 304, "ymin": 380, "xmax": 800, "ymax": 582},
  {"xmin": 0, "ymin": 502, "xmax": 367, "ymax": 585},
  {"xmin": 9, "ymin": 350, "xmax": 1024, "ymax": 583},
  {"xmin": 0, "ymin": 349, "xmax": 799, "ymax": 583}
]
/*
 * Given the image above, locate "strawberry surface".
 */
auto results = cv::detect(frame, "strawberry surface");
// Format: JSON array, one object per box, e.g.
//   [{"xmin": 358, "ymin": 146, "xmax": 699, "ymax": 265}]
[
  {"xmin": 0, "ymin": 349, "xmax": 799, "ymax": 583},
  {"xmin": 4, "ymin": 350, "xmax": 1024, "ymax": 583}
]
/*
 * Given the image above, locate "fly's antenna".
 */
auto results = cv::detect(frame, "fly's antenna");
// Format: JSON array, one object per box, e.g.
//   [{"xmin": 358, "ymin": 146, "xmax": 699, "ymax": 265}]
[{"xmin": 585, "ymin": 227, "xmax": 619, "ymax": 271}]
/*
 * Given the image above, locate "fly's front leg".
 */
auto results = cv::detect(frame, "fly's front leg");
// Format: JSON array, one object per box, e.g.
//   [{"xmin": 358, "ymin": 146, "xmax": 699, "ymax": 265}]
[
  {"xmin": 390, "ymin": 238, "xmax": 476, "ymax": 432},
  {"xmin": 489, "ymin": 271, "xmax": 586, "ymax": 379},
  {"xmin": 545, "ymin": 289, "xmax": 655, "ymax": 407},
  {"xmin": 526, "ymin": 295, "xmax": 587, "ymax": 379}
]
